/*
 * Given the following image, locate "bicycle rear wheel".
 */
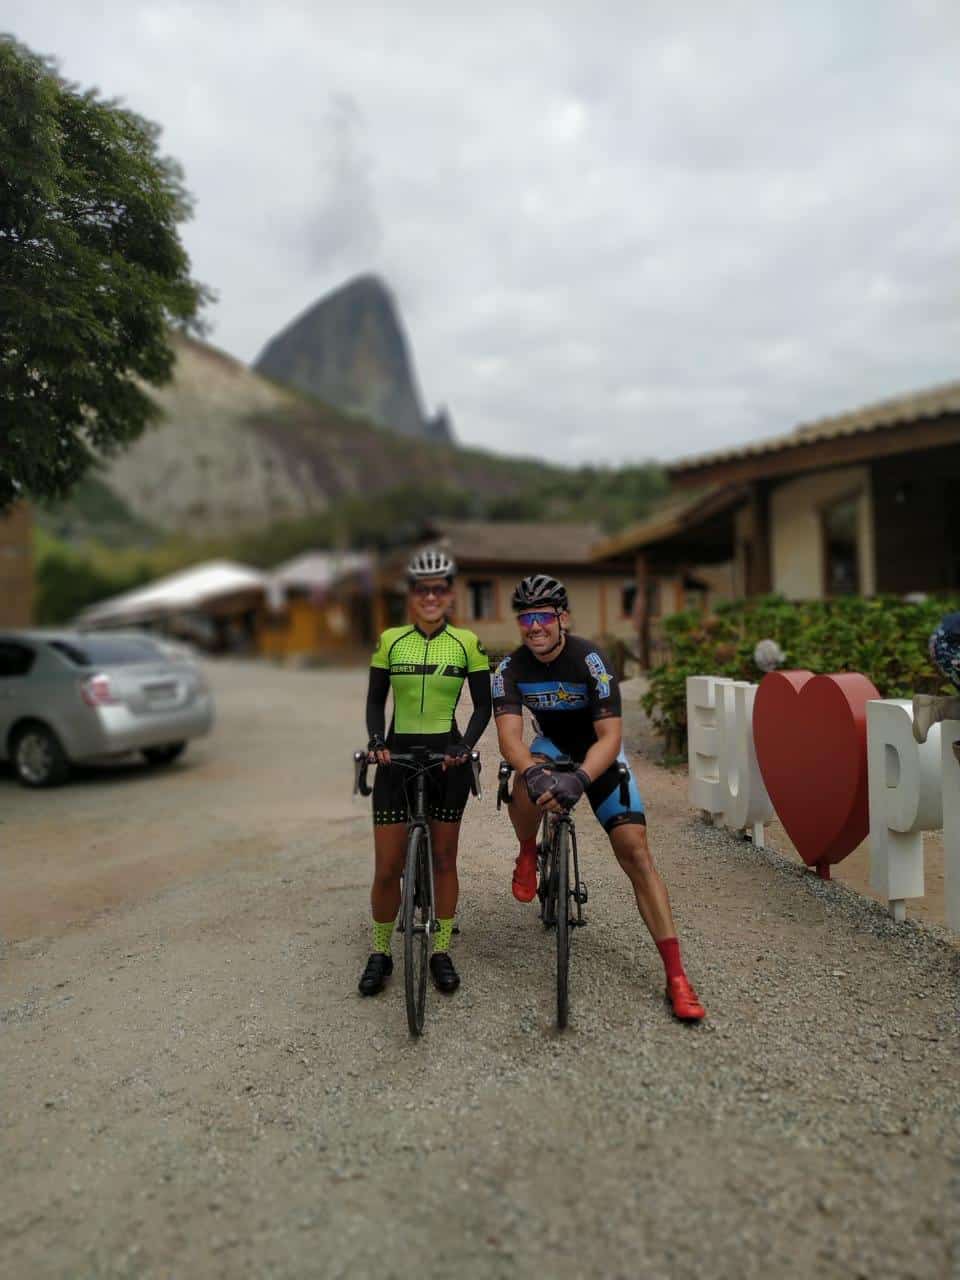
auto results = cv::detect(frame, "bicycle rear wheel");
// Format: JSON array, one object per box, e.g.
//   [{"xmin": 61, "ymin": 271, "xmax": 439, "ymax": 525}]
[
  {"xmin": 402, "ymin": 827, "xmax": 431, "ymax": 1036},
  {"xmin": 555, "ymin": 822, "xmax": 571, "ymax": 1029}
]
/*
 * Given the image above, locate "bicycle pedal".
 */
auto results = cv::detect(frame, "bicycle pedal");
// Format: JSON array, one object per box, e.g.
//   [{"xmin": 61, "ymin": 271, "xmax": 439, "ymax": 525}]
[{"xmin": 575, "ymin": 883, "xmax": 588, "ymax": 904}]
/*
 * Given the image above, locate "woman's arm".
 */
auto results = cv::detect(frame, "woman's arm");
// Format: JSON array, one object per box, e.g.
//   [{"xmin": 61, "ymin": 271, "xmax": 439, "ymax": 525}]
[
  {"xmin": 365, "ymin": 667, "xmax": 391, "ymax": 763},
  {"xmin": 460, "ymin": 670, "xmax": 492, "ymax": 748}
]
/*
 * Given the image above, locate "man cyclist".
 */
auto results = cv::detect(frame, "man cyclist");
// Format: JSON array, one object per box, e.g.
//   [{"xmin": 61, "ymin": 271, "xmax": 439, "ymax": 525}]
[
  {"xmin": 493, "ymin": 574, "xmax": 705, "ymax": 1022},
  {"xmin": 360, "ymin": 548, "xmax": 491, "ymax": 998}
]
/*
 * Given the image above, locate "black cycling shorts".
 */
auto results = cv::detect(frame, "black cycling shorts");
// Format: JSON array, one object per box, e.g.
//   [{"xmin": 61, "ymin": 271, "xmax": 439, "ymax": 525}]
[{"xmin": 372, "ymin": 734, "xmax": 473, "ymax": 827}]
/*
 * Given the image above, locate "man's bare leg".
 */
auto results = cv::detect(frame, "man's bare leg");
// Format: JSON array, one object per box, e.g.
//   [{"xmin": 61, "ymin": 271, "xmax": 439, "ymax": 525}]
[
  {"xmin": 609, "ymin": 823, "xmax": 677, "ymax": 940},
  {"xmin": 507, "ymin": 762, "xmax": 546, "ymax": 901},
  {"xmin": 610, "ymin": 822, "xmax": 705, "ymax": 1020}
]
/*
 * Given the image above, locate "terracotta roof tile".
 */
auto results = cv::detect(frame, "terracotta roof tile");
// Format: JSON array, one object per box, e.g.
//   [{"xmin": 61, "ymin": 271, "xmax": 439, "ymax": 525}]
[
  {"xmin": 671, "ymin": 378, "xmax": 960, "ymax": 473},
  {"xmin": 427, "ymin": 520, "xmax": 605, "ymax": 565}
]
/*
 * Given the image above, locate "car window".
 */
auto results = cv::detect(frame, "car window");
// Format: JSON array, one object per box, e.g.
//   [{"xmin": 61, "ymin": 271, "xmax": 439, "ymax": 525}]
[
  {"xmin": 0, "ymin": 641, "xmax": 36, "ymax": 678},
  {"xmin": 49, "ymin": 636, "xmax": 165, "ymax": 667}
]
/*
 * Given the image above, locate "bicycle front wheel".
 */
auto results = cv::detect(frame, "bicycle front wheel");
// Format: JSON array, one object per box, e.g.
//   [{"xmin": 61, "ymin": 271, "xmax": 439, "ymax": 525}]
[
  {"xmin": 402, "ymin": 826, "xmax": 431, "ymax": 1037},
  {"xmin": 539, "ymin": 814, "xmax": 556, "ymax": 928},
  {"xmin": 555, "ymin": 822, "xmax": 571, "ymax": 1030}
]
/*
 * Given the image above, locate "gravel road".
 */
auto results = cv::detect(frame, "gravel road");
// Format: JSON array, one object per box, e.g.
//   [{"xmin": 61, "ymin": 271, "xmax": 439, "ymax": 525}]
[{"xmin": 2, "ymin": 661, "xmax": 958, "ymax": 1279}]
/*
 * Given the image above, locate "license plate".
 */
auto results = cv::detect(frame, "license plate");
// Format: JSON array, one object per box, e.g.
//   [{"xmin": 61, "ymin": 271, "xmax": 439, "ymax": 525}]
[{"xmin": 145, "ymin": 681, "xmax": 177, "ymax": 701}]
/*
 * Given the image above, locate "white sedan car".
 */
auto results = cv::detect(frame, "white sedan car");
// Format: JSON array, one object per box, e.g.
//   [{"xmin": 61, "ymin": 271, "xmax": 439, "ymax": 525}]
[{"xmin": 0, "ymin": 630, "xmax": 214, "ymax": 786}]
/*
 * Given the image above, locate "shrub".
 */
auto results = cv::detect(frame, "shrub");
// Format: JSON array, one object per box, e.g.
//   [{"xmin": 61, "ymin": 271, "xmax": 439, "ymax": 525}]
[
  {"xmin": 34, "ymin": 536, "xmax": 154, "ymax": 625},
  {"xmin": 641, "ymin": 594, "xmax": 960, "ymax": 755}
]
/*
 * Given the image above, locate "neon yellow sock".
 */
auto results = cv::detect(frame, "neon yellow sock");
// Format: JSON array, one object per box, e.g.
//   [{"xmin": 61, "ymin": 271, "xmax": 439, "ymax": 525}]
[
  {"xmin": 434, "ymin": 918, "xmax": 454, "ymax": 953},
  {"xmin": 372, "ymin": 919, "xmax": 394, "ymax": 955}
]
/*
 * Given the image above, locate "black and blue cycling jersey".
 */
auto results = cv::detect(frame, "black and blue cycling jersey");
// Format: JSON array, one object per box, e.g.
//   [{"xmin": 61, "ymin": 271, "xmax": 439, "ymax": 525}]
[{"xmin": 493, "ymin": 634, "xmax": 645, "ymax": 831}]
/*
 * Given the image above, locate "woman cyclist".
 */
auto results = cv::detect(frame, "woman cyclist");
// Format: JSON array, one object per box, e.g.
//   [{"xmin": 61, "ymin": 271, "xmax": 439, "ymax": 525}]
[{"xmin": 359, "ymin": 548, "xmax": 491, "ymax": 998}]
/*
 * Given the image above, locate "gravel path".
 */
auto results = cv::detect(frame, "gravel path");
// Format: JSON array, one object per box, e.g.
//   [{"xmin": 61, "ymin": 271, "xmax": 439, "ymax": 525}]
[{"xmin": 1, "ymin": 662, "xmax": 958, "ymax": 1279}]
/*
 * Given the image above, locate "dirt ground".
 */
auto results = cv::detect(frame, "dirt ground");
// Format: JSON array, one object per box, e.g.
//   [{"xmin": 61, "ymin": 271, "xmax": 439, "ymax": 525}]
[{"xmin": 2, "ymin": 661, "xmax": 958, "ymax": 1279}]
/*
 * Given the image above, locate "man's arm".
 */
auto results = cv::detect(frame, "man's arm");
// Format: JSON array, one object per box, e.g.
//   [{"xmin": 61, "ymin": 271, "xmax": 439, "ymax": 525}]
[
  {"xmin": 495, "ymin": 710, "xmax": 538, "ymax": 774},
  {"xmin": 577, "ymin": 715, "xmax": 622, "ymax": 783}
]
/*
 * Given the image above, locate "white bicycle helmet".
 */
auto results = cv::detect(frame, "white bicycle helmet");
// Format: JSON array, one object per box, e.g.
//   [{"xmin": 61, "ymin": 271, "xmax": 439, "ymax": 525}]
[{"xmin": 407, "ymin": 546, "xmax": 457, "ymax": 581}]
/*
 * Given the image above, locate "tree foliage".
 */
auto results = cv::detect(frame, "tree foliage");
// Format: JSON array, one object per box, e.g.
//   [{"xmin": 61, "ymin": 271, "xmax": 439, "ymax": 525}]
[{"xmin": 0, "ymin": 37, "xmax": 210, "ymax": 512}]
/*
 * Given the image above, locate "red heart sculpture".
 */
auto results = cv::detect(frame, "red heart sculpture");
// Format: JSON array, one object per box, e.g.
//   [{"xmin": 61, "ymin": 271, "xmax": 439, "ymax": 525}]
[{"xmin": 752, "ymin": 670, "xmax": 879, "ymax": 874}]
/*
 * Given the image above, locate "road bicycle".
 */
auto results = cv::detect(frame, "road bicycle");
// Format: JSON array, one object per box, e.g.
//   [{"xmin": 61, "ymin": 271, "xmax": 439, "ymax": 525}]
[
  {"xmin": 354, "ymin": 746, "xmax": 480, "ymax": 1036},
  {"xmin": 498, "ymin": 755, "xmax": 629, "ymax": 1029}
]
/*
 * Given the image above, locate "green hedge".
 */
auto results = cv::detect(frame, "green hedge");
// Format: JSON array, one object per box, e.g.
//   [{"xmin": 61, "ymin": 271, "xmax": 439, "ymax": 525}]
[
  {"xmin": 641, "ymin": 595, "xmax": 960, "ymax": 755},
  {"xmin": 33, "ymin": 533, "xmax": 155, "ymax": 625}
]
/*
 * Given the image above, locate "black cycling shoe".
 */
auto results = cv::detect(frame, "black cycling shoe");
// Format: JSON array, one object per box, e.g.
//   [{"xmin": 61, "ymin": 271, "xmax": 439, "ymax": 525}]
[
  {"xmin": 429, "ymin": 952, "xmax": 460, "ymax": 994},
  {"xmin": 358, "ymin": 952, "xmax": 394, "ymax": 996}
]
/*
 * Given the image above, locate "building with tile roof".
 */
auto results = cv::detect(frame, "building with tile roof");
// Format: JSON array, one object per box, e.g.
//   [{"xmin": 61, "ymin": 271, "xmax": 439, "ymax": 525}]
[
  {"xmin": 593, "ymin": 378, "xmax": 960, "ymax": 663},
  {"xmin": 376, "ymin": 520, "xmax": 637, "ymax": 654}
]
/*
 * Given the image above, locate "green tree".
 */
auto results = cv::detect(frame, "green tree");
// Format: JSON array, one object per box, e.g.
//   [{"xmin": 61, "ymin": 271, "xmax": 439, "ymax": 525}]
[{"xmin": 0, "ymin": 37, "xmax": 210, "ymax": 513}]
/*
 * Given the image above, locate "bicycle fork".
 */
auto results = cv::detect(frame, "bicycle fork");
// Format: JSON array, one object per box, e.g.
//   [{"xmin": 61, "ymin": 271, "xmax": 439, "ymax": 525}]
[
  {"xmin": 542, "ymin": 818, "xmax": 588, "ymax": 929},
  {"xmin": 395, "ymin": 817, "xmax": 438, "ymax": 937},
  {"xmin": 569, "ymin": 822, "xmax": 587, "ymax": 928}
]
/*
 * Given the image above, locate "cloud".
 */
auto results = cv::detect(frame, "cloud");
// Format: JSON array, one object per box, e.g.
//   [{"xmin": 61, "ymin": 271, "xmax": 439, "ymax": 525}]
[
  {"xmin": 300, "ymin": 94, "xmax": 382, "ymax": 270},
  {"xmin": 6, "ymin": 1, "xmax": 960, "ymax": 464}
]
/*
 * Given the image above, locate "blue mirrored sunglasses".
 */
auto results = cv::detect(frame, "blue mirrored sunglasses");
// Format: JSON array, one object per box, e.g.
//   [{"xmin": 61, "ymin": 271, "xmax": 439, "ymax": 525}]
[{"xmin": 517, "ymin": 610, "xmax": 559, "ymax": 628}]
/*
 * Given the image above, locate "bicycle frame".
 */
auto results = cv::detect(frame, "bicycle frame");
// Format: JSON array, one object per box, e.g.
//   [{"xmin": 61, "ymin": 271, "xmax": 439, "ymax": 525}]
[
  {"xmin": 540, "ymin": 810, "xmax": 586, "ymax": 930},
  {"xmin": 401, "ymin": 765, "xmax": 437, "ymax": 937},
  {"xmin": 498, "ymin": 758, "xmax": 588, "ymax": 929}
]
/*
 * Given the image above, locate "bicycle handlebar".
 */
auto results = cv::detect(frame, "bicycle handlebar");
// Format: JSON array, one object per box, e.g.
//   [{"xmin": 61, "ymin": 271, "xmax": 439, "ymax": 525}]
[
  {"xmin": 352, "ymin": 748, "xmax": 482, "ymax": 799},
  {"xmin": 497, "ymin": 757, "xmax": 631, "ymax": 809}
]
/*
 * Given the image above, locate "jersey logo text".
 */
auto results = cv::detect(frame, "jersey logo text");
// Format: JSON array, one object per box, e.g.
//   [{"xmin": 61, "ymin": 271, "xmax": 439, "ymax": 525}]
[
  {"xmin": 492, "ymin": 656, "xmax": 511, "ymax": 699},
  {"xmin": 586, "ymin": 652, "xmax": 612, "ymax": 698}
]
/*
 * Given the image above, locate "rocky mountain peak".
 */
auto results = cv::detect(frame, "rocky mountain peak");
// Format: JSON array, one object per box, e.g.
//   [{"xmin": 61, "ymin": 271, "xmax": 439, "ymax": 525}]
[{"xmin": 253, "ymin": 274, "xmax": 453, "ymax": 444}]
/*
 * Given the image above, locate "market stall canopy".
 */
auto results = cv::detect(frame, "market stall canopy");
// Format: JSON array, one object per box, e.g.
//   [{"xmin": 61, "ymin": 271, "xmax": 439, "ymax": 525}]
[{"xmin": 78, "ymin": 561, "xmax": 270, "ymax": 628}]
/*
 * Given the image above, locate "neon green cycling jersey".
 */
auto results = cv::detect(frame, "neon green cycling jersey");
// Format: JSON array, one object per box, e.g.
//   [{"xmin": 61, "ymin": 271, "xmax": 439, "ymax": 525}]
[{"xmin": 370, "ymin": 622, "xmax": 489, "ymax": 735}]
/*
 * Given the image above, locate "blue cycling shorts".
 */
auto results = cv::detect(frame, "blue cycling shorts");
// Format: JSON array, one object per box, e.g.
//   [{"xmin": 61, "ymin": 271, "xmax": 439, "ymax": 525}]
[{"xmin": 530, "ymin": 735, "xmax": 646, "ymax": 833}]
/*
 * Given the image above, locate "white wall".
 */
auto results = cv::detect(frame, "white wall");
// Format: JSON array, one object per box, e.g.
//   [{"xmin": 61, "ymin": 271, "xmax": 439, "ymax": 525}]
[{"xmin": 770, "ymin": 466, "xmax": 875, "ymax": 599}]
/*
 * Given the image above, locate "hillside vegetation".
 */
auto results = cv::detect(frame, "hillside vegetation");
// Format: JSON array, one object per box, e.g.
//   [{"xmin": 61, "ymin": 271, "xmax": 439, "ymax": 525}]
[
  {"xmin": 88, "ymin": 333, "xmax": 564, "ymax": 539},
  {"xmin": 35, "ymin": 330, "xmax": 667, "ymax": 621},
  {"xmin": 35, "ymin": 465, "xmax": 667, "ymax": 623}
]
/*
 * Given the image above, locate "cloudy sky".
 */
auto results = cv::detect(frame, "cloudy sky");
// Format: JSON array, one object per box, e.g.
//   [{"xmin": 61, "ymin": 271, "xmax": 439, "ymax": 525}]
[{"xmin": 7, "ymin": 1, "xmax": 960, "ymax": 464}]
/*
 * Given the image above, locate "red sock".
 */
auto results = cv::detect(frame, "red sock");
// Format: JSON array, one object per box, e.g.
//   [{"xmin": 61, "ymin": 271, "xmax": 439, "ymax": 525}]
[
  {"xmin": 656, "ymin": 937, "xmax": 685, "ymax": 982},
  {"xmin": 519, "ymin": 835, "xmax": 537, "ymax": 859}
]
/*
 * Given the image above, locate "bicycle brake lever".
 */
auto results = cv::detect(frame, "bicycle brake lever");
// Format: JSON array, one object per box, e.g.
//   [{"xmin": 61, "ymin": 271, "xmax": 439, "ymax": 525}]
[
  {"xmin": 353, "ymin": 750, "xmax": 372, "ymax": 797},
  {"xmin": 470, "ymin": 751, "xmax": 482, "ymax": 799},
  {"xmin": 497, "ymin": 760, "xmax": 513, "ymax": 810}
]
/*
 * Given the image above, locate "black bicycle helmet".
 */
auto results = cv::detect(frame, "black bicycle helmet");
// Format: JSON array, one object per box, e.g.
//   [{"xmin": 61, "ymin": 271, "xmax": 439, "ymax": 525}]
[
  {"xmin": 511, "ymin": 573, "xmax": 568, "ymax": 612},
  {"xmin": 407, "ymin": 546, "xmax": 456, "ymax": 581}
]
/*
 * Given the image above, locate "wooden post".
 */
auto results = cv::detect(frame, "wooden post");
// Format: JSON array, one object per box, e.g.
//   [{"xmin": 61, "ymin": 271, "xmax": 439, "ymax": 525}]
[
  {"xmin": 633, "ymin": 552, "xmax": 650, "ymax": 668},
  {"xmin": 747, "ymin": 483, "xmax": 772, "ymax": 596},
  {"xmin": 372, "ymin": 573, "xmax": 389, "ymax": 636}
]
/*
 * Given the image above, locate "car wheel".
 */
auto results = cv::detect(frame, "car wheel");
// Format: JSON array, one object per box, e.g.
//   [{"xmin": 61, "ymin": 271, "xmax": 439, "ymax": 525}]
[
  {"xmin": 12, "ymin": 723, "xmax": 71, "ymax": 788},
  {"xmin": 142, "ymin": 742, "xmax": 186, "ymax": 766}
]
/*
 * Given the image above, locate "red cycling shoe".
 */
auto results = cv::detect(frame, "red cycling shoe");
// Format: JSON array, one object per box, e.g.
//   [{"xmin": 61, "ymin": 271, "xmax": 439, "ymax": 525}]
[
  {"xmin": 666, "ymin": 975, "xmax": 706, "ymax": 1022},
  {"xmin": 511, "ymin": 847, "xmax": 538, "ymax": 902}
]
